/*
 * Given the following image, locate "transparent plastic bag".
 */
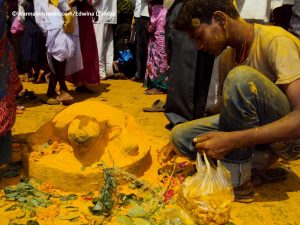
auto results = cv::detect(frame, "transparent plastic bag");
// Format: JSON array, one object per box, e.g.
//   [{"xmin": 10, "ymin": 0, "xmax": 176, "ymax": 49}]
[
  {"xmin": 178, "ymin": 152, "xmax": 234, "ymax": 225},
  {"xmin": 159, "ymin": 205, "xmax": 196, "ymax": 225}
]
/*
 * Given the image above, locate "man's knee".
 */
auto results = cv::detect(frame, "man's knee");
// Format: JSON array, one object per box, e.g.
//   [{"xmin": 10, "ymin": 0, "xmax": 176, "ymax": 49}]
[
  {"xmin": 169, "ymin": 123, "xmax": 187, "ymax": 148},
  {"xmin": 224, "ymin": 66, "xmax": 261, "ymax": 90}
]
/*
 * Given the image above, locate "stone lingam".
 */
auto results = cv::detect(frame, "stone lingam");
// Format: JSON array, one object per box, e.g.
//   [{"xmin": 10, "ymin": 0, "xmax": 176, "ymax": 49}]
[{"xmin": 22, "ymin": 101, "xmax": 151, "ymax": 192}]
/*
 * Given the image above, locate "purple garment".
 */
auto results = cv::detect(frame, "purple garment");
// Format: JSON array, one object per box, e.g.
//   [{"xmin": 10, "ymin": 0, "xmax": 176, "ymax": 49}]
[{"xmin": 145, "ymin": 5, "xmax": 169, "ymax": 90}]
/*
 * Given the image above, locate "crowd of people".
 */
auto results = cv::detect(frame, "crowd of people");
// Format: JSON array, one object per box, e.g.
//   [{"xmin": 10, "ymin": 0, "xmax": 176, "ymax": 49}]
[{"xmin": 1, "ymin": 0, "xmax": 300, "ymax": 204}]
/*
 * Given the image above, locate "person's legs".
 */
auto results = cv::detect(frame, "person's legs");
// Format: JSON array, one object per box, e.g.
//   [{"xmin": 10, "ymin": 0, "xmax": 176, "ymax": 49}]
[
  {"xmin": 106, "ymin": 24, "xmax": 114, "ymax": 77},
  {"xmin": 51, "ymin": 56, "xmax": 73, "ymax": 104},
  {"xmin": 0, "ymin": 131, "xmax": 13, "ymax": 166},
  {"xmin": 139, "ymin": 16, "xmax": 149, "ymax": 80},
  {"xmin": 134, "ymin": 17, "xmax": 142, "ymax": 80},
  {"xmin": 219, "ymin": 65, "xmax": 291, "ymax": 188},
  {"xmin": 94, "ymin": 23, "xmax": 108, "ymax": 79},
  {"xmin": 170, "ymin": 114, "xmax": 220, "ymax": 159}
]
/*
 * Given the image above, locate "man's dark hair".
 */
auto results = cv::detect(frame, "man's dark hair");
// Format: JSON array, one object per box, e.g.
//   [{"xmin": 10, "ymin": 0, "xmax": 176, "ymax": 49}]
[{"xmin": 176, "ymin": 0, "xmax": 240, "ymax": 31}]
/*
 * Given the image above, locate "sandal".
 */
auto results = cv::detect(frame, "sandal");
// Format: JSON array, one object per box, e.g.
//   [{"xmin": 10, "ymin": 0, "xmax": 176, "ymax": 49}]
[
  {"xmin": 144, "ymin": 87, "xmax": 165, "ymax": 95},
  {"xmin": 0, "ymin": 161, "xmax": 22, "ymax": 180},
  {"xmin": 143, "ymin": 99, "xmax": 165, "ymax": 112}
]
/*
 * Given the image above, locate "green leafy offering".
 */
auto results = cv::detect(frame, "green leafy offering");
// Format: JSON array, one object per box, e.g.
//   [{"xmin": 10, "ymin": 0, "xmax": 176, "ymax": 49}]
[
  {"xmin": 4, "ymin": 181, "xmax": 50, "ymax": 210},
  {"xmin": 89, "ymin": 169, "xmax": 116, "ymax": 216}
]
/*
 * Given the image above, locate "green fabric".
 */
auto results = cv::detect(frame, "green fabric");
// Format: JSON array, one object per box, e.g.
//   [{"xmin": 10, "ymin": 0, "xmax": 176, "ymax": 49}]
[{"xmin": 117, "ymin": 0, "xmax": 133, "ymax": 14}]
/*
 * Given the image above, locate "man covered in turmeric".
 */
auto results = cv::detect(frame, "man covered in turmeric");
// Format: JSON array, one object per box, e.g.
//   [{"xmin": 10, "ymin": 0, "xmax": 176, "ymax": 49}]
[{"xmin": 159, "ymin": 0, "xmax": 300, "ymax": 201}]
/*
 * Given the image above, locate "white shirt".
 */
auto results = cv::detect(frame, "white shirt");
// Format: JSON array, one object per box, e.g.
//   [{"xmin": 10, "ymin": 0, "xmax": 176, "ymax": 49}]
[
  {"xmin": 34, "ymin": 0, "xmax": 70, "ymax": 33},
  {"xmin": 132, "ymin": 0, "xmax": 149, "ymax": 18},
  {"xmin": 93, "ymin": 0, "xmax": 117, "ymax": 24}
]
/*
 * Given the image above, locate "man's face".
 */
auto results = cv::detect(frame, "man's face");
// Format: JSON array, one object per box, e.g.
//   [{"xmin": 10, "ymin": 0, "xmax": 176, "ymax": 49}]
[{"xmin": 188, "ymin": 18, "xmax": 226, "ymax": 56}]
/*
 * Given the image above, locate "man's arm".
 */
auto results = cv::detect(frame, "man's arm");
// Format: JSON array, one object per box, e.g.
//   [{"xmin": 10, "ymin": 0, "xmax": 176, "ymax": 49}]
[{"xmin": 193, "ymin": 79, "xmax": 300, "ymax": 159}]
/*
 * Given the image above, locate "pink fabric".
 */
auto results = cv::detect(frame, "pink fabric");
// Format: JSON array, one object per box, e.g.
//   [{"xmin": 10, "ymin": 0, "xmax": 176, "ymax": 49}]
[
  {"xmin": 66, "ymin": 5, "xmax": 100, "ymax": 86},
  {"xmin": 0, "ymin": 50, "xmax": 22, "ymax": 135},
  {"xmin": 10, "ymin": 16, "xmax": 24, "ymax": 35},
  {"xmin": 145, "ymin": 5, "xmax": 169, "ymax": 89}
]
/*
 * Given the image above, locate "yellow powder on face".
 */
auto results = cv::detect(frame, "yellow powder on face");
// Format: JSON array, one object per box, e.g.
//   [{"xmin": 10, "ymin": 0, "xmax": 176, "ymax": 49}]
[{"xmin": 249, "ymin": 81, "xmax": 258, "ymax": 95}]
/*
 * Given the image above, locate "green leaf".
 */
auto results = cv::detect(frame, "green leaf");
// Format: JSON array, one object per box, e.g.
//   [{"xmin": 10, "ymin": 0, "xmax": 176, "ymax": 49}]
[
  {"xmin": 60, "ymin": 194, "xmax": 78, "ymax": 201},
  {"xmin": 27, "ymin": 221, "xmax": 39, "ymax": 225},
  {"xmin": 227, "ymin": 222, "xmax": 236, "ymax": 225},
  {"xmin": 30, "ymin": 199, "xmax": 39, "ymax": 207},
  {"xmin": 127, "ymin": 206, "xmax": 149, "ymax": 218},
  {"xmin": 17, "ymin": 197, "xmax": 27, "ymax": 202},
  {"xmin": 132, "ymin": 218, "xmax": 151, "ymax": 225},
  {"xmin": 5, "ymin": 192, "xmax": 19, "ymax": 199},
  {"xmin": 4, "ymin": 186, "xmax": 15, "ymax": 193},
  {"xmin": 5, "ymin": 204, "xmax": 18, "ymax": 211},
  {"xmin": 117, "ymin": 216, "xmax": 134, "ymax": 225},
  {"xmin": 65, "ymin": 206, "xmax": 79, "ymax": 209},
  {"xmin": 93, "ymin": 201, "xmax": 104, "ymax": 212},
  {"xmin": 58, "ymin": 213, "xmax": 80, "ymax": 220}
]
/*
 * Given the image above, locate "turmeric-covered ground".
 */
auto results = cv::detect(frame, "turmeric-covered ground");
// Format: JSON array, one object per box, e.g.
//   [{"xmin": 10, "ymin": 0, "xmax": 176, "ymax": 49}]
[{"xmin": 2, "ymin": 79, "xmax": 300, "ymax": 224}]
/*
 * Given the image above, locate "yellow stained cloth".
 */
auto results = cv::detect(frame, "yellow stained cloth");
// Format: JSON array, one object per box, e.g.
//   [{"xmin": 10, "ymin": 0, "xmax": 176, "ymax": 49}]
[
  {"xmin": 220, "ymin": 24, "xmax": 300, "ymax": 85},
  {"xmin": 49, "ymin": 0, "xmax": 59, "ymax": 7},
  {"xmin": 63, "ymin": 10, "xmax": 75, "ymax": 34}
]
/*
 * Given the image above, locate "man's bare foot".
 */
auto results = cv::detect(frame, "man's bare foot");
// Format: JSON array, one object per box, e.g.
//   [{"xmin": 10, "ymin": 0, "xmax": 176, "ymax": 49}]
[
  {"xmin": 158, "ymin": 143, "xmax": 178, "ymax": 165},
  {"xmin": 144, "ymin": 87, "xmax": 165, "ymax": 95},
  {"xmin": 56, "ymin": 91, "xmax": 74, "ymax": 105}
]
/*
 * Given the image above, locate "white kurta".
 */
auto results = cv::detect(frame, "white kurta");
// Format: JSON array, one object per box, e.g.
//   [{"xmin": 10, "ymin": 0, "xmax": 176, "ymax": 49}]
[{"xmin": 93, "ymin": 0, "xmax": 117, "ymax": 78}]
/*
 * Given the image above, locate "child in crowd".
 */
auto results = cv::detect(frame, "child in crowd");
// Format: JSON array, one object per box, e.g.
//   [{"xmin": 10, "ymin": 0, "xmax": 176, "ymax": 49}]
[{"xmin": 34, "ymin": 0, "xmax": 83, "ymax": 105}]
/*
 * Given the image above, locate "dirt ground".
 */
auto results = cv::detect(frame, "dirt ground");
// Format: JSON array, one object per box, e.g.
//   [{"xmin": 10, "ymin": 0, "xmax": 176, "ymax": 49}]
[{"xmin": 3, "ymin": 79, "xmax": 300, "ymax": 224}]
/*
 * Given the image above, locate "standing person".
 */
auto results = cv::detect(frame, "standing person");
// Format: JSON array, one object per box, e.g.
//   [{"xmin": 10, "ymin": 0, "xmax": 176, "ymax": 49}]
[
  {"xmin": 131, "ymin": 0, "xmax": 149, "ymax": 81},
  {"xmin": 20, "ymin": 0, "xmax": 48, "ymax": 83},
  {"xmin": 0, "ymin": 0, "xmax": 23, "ymax": 179},
  {"xmin": 93, "ymin": 0, "xmax": 117, "ymax": 80},
  {"xmin": 67, "ymin": 0, "xmax": 100, "ymax": 93},
  {"xmin": 159, "ymin": 0, "xmax": 300, "ymax": 201},
  {"xmin": 163, "ymin": 0, "xmax": 214, "ymax": 127},
  {"xmin": 34, "ymin": 0, "xmax": 83, "ymax": 105},
  {"xmin": 289, "ymin": 0, "xmax": 300, "ymax": 38},
  {"xmin": 144, "ymin": 0, "xmax": 169, "ymax": 94}
]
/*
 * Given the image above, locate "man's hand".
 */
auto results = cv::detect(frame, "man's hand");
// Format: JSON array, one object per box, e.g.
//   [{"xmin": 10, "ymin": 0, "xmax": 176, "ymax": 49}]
[
  {"xmin": 193, "ymin": 131, "xmax": 244, "ymax": 159},
  {"xmin": 157, "ymin": 143, "xmax": 178, "ymax": 165}
]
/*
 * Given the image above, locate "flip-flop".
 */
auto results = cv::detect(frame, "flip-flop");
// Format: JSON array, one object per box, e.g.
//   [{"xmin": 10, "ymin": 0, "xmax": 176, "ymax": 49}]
[
  {"xmin": 144, "ymin": 88, "xmax": 165, "ymax": 95},
  {"xmin": 143, "ymin": 99, "xmax": 165, "ymax": 112},
  {"xmin": 251, "ymin": 167, "xmax": 290, "ymax": 187},
  {"xmin": 0, "ymin": 161, "xmax": 22, "ymax": 179}
]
